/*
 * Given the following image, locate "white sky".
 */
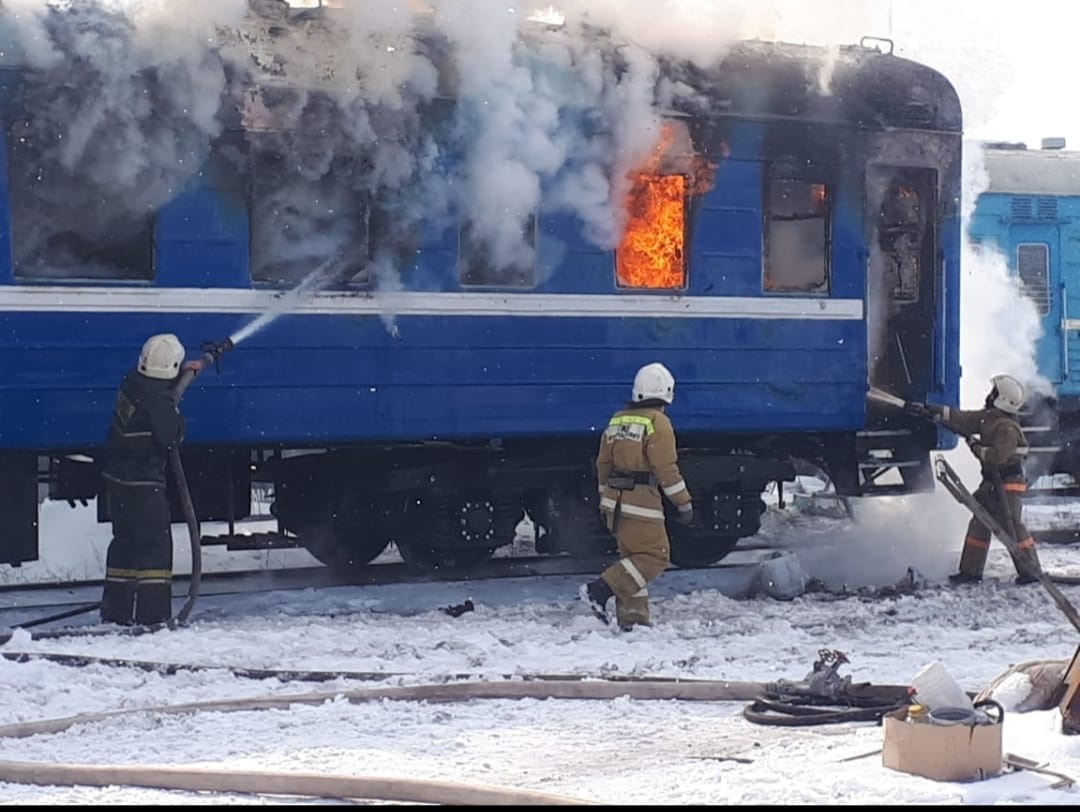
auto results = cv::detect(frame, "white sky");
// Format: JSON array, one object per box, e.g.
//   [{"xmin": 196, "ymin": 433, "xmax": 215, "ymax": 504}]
[{"xmin": 712, "ymin": 0, "xmax": 1080, "ymax": 149}]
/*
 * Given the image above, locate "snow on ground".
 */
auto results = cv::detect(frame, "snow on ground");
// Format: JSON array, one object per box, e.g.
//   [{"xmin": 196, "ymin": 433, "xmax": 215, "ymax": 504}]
[{"xmin": 0, "ymin": 475, "xmax": 1078, "ymax": 804}]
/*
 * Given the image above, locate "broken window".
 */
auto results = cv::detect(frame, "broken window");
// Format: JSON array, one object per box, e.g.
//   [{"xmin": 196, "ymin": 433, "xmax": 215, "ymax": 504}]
[
  {"xmin": 248, "ymin": 142, "xmax": 371, "ymax": 288},
  {"xmin": 616, "ymin": 174, "xmax": 688, "ymax": 290},
  {"xmin": 1017, "ymin": 243, "xmax": 1051, "ymax": 315},
  {"xmin": 459, "ymin": 216, "xmax": 538, "ymax": 288},
  {"xmin": 764, "ymin": 177, "xmax": 829, "ymax": 294},
  {"xmin": 7, "ymin": 120, "xmax": 154, "ymax": 281},
  {"xmin": 613, "ymin": 119, "xmax": 713, "ymax": 291},
  {"xmin": 877, "ymin": 177, "xmax": 929, "ymax": 302}
]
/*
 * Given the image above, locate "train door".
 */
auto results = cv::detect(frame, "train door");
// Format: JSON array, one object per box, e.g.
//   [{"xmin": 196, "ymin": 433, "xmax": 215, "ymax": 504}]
[
  {"xmin": 1009, "ymin": 224, "xmax": 1061, "ymax": 383},
  {"xmin": 866, "ymin": 165, "xmax": 938, "ymax": 403}
]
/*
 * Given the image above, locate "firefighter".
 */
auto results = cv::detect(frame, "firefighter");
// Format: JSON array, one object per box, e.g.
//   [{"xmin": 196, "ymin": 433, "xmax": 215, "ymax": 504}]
[
  {"xmin": 579, "ymin": 362, "xmax": 693, "ymax": 631},
  {"xmin": 99, "ymin": 334, "xmax": 189, "ymax": 626},
  {"xmin": 907, "ymin": 374, "xmax": 1042, "ymax": 585}
]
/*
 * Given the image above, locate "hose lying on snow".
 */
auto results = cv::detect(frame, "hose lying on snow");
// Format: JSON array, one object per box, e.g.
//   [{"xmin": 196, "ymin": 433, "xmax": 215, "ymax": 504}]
[
  {"xmin": 0, "ymin": 678, "xmax": 764, "ymax": 803},
  {"xmin": 0, "ymin": 678, "xmax": 767, "ymax": 740},
  {"xmin": 0, "ymin": 760, "xmax": 590, "ymax": 806},
  {"xmin": 0, "ymin": 650, "xmax": 728, "ymax": 685}
]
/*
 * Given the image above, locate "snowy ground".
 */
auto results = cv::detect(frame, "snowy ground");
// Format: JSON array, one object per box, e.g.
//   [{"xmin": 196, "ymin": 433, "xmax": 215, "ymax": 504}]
[{"xmin": 0, "ymin": 465, "xmax": 1078, "ymax": 804}]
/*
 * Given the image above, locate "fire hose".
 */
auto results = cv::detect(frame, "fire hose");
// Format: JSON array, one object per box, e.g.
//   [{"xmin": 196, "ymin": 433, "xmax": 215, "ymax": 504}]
[
  {"xmin": 168, "ymin": 338, "xmax": 234, "ymax": 625},
  {"xmin": 4, "ymin": 338, "xmax": 235, "ymax": 637}
]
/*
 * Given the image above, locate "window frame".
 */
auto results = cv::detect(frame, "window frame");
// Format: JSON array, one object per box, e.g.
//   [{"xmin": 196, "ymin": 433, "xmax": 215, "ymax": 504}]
[
  {"xmin": 762, "ymin": 172, "xmax": 832, "ymax": 296},
  {"xmin": 1016, "ymin": 241, "xmax": 1051, "ymax": 316},
  {"xmin": 246, "ymin": 144, "xmax": 373, "ymax": 290},
  {"xmin": 457, "ymin": 213, "xmax": 539, "ymax": 290},
  {"xmin": 613, "ymin": 172, "xmax": 690, "ymax": 293}
]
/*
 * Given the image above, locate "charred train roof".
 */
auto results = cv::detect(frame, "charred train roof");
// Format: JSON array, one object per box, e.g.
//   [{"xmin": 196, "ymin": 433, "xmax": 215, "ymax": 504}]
[
  {"xmin": 664, "ymin": 40, "xmax": 961, "ymax": 133},
  {"xmin": 982, "ymin": 144, "xmax": 1080, "ymax": 196}
]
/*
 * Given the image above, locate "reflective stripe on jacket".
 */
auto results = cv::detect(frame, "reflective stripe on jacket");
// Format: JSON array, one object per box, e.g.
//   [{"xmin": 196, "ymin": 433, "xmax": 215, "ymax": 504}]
[{"xmin": 596, "ymin": 406, "xmax": 691, "ymax": 523}]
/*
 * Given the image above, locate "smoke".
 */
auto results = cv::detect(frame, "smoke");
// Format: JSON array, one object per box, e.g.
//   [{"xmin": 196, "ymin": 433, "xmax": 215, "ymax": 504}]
[
  {"xmin": 812, "ymin": 141, "xmax": 1049, "ymax": 589},
  {"xmin": 2, "ymin": 0, "xmax": 875, "ymax": 287}
]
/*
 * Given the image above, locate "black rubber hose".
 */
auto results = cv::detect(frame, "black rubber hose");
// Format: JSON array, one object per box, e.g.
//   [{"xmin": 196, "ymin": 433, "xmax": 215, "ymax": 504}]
[{"xmin": 171, "ymin": 448, "xmax": 201, "ymax": 625}]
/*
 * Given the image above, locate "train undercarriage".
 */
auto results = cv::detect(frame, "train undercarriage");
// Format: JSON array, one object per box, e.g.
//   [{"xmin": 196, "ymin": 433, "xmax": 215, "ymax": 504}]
[{"xmin": 0, "ymin": 425, "xmax": 940, "ymax": 575}]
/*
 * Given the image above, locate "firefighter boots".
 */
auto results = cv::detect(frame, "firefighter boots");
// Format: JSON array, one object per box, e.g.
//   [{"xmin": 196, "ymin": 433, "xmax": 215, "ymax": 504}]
[
  {"xmin": 579, "ymin": 578, "xmax": 614, "ymax": 625},
  {"xmin": 948, "ymin": 572, "xmax": 982, "ymax": 586}
]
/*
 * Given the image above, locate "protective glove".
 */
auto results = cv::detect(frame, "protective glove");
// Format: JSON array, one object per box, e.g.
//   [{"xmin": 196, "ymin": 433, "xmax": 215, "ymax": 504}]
[
  {"xmin": 966, "ymin": 435, "xmax": 987, "ymax": 461},
  {"xmin": 675, "ymin": 502, "xmax": 694, "ymax": 525},
  {"xmin": 906, "ymin": 401, "xmax": 943, "ymax": 422}
]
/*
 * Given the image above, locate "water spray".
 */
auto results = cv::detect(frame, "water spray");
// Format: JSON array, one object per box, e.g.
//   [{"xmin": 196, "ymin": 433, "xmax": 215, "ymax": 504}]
[{"xmin": 228, "ymin": 256, "xmax": 346, "ymax": 348}]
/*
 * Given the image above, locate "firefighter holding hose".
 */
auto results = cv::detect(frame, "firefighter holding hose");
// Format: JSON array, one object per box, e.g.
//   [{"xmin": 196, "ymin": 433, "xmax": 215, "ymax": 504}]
[
  {"xmin": 99, "ymin": 334, "xmax": 197, "ymax": 626},
  {"xmin": 906, "ymin": 374, "xmax": 1043, "ymax": 586}
]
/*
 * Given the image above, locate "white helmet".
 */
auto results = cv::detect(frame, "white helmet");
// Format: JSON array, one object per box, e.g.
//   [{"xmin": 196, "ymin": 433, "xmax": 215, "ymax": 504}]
[
  {"xmin": 990, "ymin": 374, "xmax": 1026, "ymax": 414},
  {"xmin": 138, "ymin": 334, "xmax": 185, "ymax": 380},
  {"xmin": 632, "ymin": 362, "xmax": 675, "ymax": 405}
]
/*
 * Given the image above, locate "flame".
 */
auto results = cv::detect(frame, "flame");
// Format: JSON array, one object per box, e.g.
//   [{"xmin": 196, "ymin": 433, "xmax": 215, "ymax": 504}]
[
  {"xmin": 617, "ymin": 123, "xmax": 716, "ymax": 290},
  {"xmin": 617, "ymin": 175, "xmax": 687, "ymax": 289}
]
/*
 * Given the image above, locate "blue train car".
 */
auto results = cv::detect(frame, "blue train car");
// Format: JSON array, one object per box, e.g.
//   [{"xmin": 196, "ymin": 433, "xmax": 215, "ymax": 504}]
[
  {"xmin": 974, "ymin": 139, "xmax": 1080, "ymax": 491},
  {"xmin": 0, "ymin": 6, "xmax": 962, "ymax": 573}
]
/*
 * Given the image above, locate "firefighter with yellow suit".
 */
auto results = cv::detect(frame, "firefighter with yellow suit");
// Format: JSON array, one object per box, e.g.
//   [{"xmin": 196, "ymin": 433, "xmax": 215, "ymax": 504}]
[
  {"xmin": 580, "ymin": 362, "xmax": 693, "ymax": 630},
  {"xmin": 907, "ymin": 374, "xmax": 1042, "ymax": 585}
]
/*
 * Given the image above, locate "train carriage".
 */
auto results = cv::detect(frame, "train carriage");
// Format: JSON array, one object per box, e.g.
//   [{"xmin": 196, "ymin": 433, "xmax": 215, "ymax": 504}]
[
  {"xmin": 0, "ymin": 5, "xmax": 963, "ymax": 575},
  {"xmin": 975, "ymin": 139, "xmax": 1080, "ymax": 493}
]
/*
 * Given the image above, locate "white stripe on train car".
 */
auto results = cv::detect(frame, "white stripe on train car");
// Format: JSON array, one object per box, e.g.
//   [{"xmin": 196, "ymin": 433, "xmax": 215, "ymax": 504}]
[{"xmin": 0, "ymin": 286, "xmax": 864, "ymax": 319}]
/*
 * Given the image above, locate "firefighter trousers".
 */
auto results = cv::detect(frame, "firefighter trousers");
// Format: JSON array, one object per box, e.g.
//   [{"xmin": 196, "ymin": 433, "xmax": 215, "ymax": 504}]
[
  {"xmin": 101, "ymin": 479, "xmax": 174, "ymax": 625},
  {"xmin": 958, "ymin": 479, "xmax": 1041, "ymax": 581},
  {"xmin": 599, "ymin": 513, "xmax": 670, "ymax": 628}
]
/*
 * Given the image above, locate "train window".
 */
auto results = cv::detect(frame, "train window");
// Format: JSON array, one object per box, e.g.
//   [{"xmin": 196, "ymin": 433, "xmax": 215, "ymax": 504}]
[
  {"xmin": 249, "ymin": 145, "xmax": 371, "ymax": 288},
  {"xmin": 1017, "ymin": 243, "xmax": 1051, "ymax": 315},
  {"xmin": 7, "ymin": 121, "xmax": 154, "ymax": 281},
  {"xmin": 459, "ymin": 216, "xmax": 537, "ymax": 288},
  {"xmin": 763, "ymin": 178, "xmax": 829, "ymax": 294},
  {"xmin": 876, "ymin": 176, "xmax": 929, "ymax": 302},
  {"xmin": 616, "ymin": 174, "xmax": 689, "ymax": 290}
]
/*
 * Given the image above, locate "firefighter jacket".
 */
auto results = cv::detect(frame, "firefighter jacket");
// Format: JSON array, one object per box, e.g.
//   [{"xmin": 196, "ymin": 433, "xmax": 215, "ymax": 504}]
[
  {"xmin": 596, "ymin": 404, "xmax": 692, "ymax": 523},
  {"xmin": 936, "ymin": 406, "xmax": 1028, "ymax": 482},
  {"xmin": 102, "ymin": 369, "xmax": 186, "ymax": 487}
]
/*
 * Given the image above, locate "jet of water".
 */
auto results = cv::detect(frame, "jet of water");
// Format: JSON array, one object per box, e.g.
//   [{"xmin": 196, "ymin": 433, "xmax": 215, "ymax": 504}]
[{"xmin": 228, "ymin": 257, "xmax": 344, "ymax": 346}]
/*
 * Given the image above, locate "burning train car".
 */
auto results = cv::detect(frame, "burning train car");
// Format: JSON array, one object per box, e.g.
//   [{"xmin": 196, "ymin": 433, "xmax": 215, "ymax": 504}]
[{"xmin": 0, "ymin": 3, "xmax": 961, "ymax": 574}]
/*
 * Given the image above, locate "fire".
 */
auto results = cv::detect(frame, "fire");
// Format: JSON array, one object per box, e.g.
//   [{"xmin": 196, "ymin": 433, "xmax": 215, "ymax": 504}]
[
  {"xmin": 616, "ymin": 122, "xmax": 716, "ymax": 290},
  {"xmin": 617, "ymin": 175, "xmax": 687, "ymax": 289}
]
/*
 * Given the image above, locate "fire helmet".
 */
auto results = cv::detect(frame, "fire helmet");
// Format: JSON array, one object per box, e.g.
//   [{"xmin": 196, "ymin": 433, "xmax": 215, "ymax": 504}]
[
  {"xmin": 632, "ymin": 362, "xmax": 675, "ymax": 405},
  {"xmin": 138, "ymin": 334, "xmax": 185, "ymax": 380},
  {"xmin": 990, "ymin": 374, "xmax": 1025, "ymax": 415}
]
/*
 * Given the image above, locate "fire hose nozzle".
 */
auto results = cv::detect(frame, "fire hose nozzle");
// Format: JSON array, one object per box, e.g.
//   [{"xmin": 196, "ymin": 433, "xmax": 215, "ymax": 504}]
[{"xmin": 198, "ymin": 337, "xmax": 235, "ymax": 374}]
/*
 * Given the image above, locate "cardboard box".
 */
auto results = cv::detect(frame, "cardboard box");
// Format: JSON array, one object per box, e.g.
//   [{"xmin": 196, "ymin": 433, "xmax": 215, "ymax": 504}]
[
  {"xmin": 882, "ymin": 707, "xmax": 1002, "ymax": 782},
  {"xmin": 1060, "ymin": 645, "xmax": 1080, "ymax": 735}
]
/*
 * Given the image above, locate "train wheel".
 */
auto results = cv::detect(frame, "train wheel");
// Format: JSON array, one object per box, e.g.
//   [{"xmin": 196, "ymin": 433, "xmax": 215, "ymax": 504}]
[
  {"xmin": 393, "ymin": 490, "xmax": 517, "ymax": 574},
  {"xmin": 299, "ymin": 493, "xmax": 392, "ymax": 572},
  {"xmin": 667, "ymin": 521, "xmax": 740, "ymax": 568},
  {"xmin": 523, "ymin": 487, "xmax": 613, "ymax": 557}
]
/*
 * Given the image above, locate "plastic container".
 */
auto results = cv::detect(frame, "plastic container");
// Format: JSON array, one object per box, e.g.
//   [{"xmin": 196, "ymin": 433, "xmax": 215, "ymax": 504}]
[
  {"xmin": 928, "ymin": 706, "xmax": 977, "ymax": 726},
  {"xmin": 909, "ymin": 661, "xmax": 973, "ymax": 711}
]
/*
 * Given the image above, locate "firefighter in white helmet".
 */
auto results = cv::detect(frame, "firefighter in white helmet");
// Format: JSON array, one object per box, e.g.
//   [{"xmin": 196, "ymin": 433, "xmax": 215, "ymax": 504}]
[
  {"xmin": 99, "ymin": 334, "xmax": 190, "ymax": 625},
  {"xmin": 907, "ymin": 374, "xmax": 1042, "ymax": 585},
  {"xmin": 579, "ymin": 362, "xmax": 693, "ymax": 630}
]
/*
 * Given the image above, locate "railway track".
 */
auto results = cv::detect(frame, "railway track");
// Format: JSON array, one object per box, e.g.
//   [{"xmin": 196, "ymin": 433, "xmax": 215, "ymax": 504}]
[
  {"xmin": 0, "ymin": 546, "xmax": 799, "ymax": 645},
  {"xmin": 0, "ymin": 554, "xmax": 618, "ymax": 616}
]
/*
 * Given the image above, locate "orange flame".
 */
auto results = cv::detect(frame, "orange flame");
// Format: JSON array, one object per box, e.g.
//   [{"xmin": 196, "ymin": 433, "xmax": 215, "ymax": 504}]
[
  {"xmin": 617, "ymin": 175, "xmax": 687, "ymax": 289},
  {"xmin": 616, "ymin": 123, "xmax": 717, "ymax": 289}
]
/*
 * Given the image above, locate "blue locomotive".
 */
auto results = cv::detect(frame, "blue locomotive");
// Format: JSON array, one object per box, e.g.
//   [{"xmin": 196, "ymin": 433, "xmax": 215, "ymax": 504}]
[
  {"xmin": 0, "ymin": 5, "xmax": 963, "ymax": 574},
  {"xmin": 973, "ymin": 139, "xmax": 1080, "ymax": 492}
]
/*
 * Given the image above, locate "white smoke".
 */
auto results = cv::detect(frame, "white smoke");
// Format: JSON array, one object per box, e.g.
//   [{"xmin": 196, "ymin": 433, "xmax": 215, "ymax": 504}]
[{"xmin": 815, "ymin": 140, "xmax": 1050, "ymax": 589}]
